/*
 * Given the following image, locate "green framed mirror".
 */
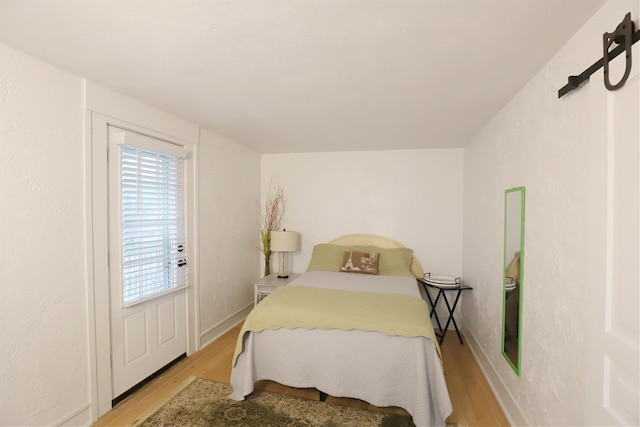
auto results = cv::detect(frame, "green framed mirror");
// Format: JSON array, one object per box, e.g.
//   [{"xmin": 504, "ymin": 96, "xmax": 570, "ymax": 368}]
[{"xmin": 502, "ymin": 187, "xmax": 525, "ymax": 375}]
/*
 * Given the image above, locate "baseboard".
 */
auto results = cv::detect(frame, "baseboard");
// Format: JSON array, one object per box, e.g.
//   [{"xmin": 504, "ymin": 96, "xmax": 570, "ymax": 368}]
[
  {"xmin": 463, "ymin": 330, "xmax": 529, "ymax": 427},
  {"xmin": 54, "ymin": 401, "xmax": 92, "ymax": 426},
  {"xmin": 199, "ymin": 303, "xmax": 252, "ymax": 349}
]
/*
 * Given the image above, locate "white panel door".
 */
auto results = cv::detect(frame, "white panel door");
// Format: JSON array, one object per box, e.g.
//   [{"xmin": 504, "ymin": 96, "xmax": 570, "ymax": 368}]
[
  {"xmin": 108, "ymin": 126, "xmax": 187, "ymax": 399},
  {"xmin": 585, "ymin": 20, "xmax": 639, "ymax": 426}
]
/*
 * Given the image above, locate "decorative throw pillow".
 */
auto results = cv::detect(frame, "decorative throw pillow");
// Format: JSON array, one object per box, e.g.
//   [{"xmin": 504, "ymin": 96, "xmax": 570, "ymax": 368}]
[
  {"xmin": 340, "ymin": 251, "xmax": 379, "ymax": 275},
  {"xmin": 352, "ymin": 245, "xmax": 414, "ymax": 277}
]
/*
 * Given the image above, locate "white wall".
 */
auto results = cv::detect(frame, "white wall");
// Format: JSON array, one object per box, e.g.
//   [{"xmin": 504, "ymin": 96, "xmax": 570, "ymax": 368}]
[
  {"xmin": 198, "ymin": 129, "xmax": 260, "ymax": 345},
  {"xmin": 0, "ymin": 43, "xmax": 89, "ymax": 425},
  {"xmin": 462, "ymin": 1, "xmax": 637, "ymax": 426},
  {"xmin": 261, "ymin": 149, "xmax": 464, "ymax": 280}
]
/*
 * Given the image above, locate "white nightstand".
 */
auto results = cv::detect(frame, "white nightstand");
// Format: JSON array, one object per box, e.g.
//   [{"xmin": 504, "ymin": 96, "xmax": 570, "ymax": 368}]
[{"xmin": 254, "ymin": 273, "xmax": 300, "ymax": 306}]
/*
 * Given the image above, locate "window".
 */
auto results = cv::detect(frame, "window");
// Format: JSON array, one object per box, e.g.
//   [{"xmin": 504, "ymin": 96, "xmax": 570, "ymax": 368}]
[{"xmin": 120, "ymin": 143, "xmax": 187, "ymax": 305}]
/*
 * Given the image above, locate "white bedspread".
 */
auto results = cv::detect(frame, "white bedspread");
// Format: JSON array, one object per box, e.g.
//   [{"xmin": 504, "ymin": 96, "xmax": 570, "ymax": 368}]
[{"xmin": 230, "ymin": 271, "xmax": 453, "ymax": 427}]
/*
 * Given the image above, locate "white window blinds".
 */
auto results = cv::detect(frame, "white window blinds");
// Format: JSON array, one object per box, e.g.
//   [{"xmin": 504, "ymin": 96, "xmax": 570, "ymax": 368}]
[{"xmin": 120, "ymin": 144, "xmax": 187, "ymax": 305}]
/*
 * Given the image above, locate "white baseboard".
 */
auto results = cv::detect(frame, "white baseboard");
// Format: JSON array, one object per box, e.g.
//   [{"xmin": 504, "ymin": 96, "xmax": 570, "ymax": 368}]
[
  {"xmin": 463, "ymin": 330, "xmax": 529, "ymax": 427},
  {"xmin": 199, "ymin": 303, "xmax": 252, "ymax": 349},
  {"xmin": 54, "ymin": 401, "xmax": 92, "ymax": 426}
]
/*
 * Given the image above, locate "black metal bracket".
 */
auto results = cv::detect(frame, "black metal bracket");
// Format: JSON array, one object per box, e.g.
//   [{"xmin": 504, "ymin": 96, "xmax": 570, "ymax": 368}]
[
  {"xmin": 604, "ymin": 12, "xmax": 636, "ymax": 90},
  {"xmin": 558, "ymin": 12, "xmax": 639, "ymax": 98}
]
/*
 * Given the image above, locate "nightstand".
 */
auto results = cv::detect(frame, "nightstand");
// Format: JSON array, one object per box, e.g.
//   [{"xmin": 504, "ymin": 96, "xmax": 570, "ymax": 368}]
[{"xmin": 254, "ymin": 273, "xmax": 300, "ymax": 306}]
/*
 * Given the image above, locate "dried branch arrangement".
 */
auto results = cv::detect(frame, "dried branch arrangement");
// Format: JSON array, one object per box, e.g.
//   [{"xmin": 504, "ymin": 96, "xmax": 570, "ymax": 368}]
[{"xmin": 257, "ymin": 182, "xmax": 285, "ymax": 275}]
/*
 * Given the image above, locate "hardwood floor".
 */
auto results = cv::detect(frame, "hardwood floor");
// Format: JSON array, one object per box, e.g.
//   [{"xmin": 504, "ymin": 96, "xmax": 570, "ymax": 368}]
[{"xmin": 94, "ymin": 324, "xmax": 509, "ymax": 427}]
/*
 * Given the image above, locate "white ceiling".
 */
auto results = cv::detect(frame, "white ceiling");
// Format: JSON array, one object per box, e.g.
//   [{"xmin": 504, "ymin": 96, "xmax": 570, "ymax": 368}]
[{"xmin": 0, "ymin": 0, "xmax": 606, "ymax": 153}]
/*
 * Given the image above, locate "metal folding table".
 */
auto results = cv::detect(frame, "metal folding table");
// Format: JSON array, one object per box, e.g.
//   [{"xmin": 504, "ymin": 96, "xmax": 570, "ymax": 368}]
[{"xmin": 418, "ymin": 276, "xmax": 473, "ymax": 344}]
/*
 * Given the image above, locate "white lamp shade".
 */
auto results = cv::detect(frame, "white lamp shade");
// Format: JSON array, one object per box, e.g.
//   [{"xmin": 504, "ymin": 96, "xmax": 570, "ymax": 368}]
[{"xmin": 270, "ymin": 231, "xmax": 298, "ymax": 252}]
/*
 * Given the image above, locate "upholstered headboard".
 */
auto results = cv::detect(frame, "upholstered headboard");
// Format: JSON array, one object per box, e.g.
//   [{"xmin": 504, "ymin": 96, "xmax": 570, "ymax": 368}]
[{"xmin": 328, "ymin": 233, "xmax": 424, "ymax": 279}]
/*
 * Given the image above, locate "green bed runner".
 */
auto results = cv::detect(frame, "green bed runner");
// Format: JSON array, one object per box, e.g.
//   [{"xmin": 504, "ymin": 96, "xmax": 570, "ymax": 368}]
[{"xmin": 233, "ymin": 285, "xmax": 439, "ymax": 365}]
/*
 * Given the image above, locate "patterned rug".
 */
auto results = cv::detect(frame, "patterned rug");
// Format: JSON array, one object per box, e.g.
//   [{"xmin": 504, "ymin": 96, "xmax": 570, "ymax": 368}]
[{"xmin": 133, "ymin": 377, "xmax": 454, "ymax": 427}]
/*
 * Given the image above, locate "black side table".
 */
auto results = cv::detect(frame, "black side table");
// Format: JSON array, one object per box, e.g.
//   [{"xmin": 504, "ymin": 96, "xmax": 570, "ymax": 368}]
[{"xmin": 417, "ymin": 277, "xmax": 473, "ymax": 345}]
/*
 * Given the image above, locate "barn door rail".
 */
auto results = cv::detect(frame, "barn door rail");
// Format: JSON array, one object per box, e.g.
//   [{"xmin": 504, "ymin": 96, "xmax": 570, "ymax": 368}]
[{"xmin": 558, "ymin": 12, "xmax": 639, "ymax": 98}]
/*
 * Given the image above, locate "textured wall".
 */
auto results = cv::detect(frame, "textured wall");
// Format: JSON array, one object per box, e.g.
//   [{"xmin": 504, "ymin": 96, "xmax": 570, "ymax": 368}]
[
  {"xmin": 0, "ymin": 44, "xmax": 89, "ymax": 425},
  {"xmin": 462, "ymin": 1, "xmax": 634, "ymax": 425},
  {"xmin": 198, "ymin": 129, "xmax": 260, "ymax": 337},
  {"xmin": 261, "ymin": 149, "xmax": 464, "ymax": 289}
]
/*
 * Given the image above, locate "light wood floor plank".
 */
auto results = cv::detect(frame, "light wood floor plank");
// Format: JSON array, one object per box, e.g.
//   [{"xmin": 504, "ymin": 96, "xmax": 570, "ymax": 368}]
[{"xmin": 94, "ymin": 324, "xmax": 509, "ymax": 427}]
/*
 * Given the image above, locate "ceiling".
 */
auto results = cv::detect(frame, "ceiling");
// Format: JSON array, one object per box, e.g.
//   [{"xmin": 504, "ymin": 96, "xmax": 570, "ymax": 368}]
[{"xmin": 0, "ymin": 0, "xmax": 606, "ymax": 153}]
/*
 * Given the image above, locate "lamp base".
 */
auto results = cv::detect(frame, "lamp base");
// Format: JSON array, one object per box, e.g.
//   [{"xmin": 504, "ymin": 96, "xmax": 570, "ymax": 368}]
[{"xmin": 277, "ymin": 251, "xmax": 291, "ymax": 279}]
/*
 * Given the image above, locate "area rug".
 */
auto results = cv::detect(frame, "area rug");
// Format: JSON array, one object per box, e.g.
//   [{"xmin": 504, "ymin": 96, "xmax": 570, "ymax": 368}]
[{"xmin": 133, "ymin": 376, "xmax": 456, "ymax": 427}]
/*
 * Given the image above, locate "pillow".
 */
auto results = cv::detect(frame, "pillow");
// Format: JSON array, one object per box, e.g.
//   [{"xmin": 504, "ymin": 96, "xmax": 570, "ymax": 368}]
[
  {"xmin": 340, "ymin": 251, "xmax": 379, "ymax": 275},
  {"xmin": 306, "ymin": 244, "xmax": 348, "ymax": 272},
  {"xmin": 505, "ymin": 252, "xmax": 520, "ymax": 284},
  {"xmin": 306, "ymin": 243, "xmax": 415, "ymax": 277},
  {"xmin": 352, "ymin": 245, "xmax": 414, "ymax": 277}
]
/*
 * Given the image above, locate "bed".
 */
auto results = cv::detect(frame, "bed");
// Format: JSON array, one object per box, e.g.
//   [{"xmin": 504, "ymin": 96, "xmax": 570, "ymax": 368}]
[{"xmin": 230, "ymin": 234, "xmax": 453, "ymax": 427}]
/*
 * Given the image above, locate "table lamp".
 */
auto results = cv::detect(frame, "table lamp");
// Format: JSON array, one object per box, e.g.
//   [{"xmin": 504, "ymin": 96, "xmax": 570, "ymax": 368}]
[{"xmin": 270, "ymin": 230, "xmax": 299, "ymax": 278}]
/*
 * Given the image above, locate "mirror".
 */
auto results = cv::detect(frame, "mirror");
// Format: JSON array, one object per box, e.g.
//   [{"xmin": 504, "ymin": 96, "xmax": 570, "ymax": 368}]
[{"xmin": 502, "ymin": 187, "xmax": 525, "ymax": 375}]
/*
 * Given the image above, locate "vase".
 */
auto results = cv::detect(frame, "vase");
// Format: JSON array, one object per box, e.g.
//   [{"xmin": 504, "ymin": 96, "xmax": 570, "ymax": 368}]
[{"xmin": 264, "ymin": 256, "xmax": 271, "ymax": 276}]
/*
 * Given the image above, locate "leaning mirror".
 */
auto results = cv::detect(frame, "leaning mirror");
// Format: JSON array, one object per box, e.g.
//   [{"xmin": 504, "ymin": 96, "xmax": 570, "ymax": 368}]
[{"xmin": 502, "ymin": 187, "xmax": 525, "ymax": 375}]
